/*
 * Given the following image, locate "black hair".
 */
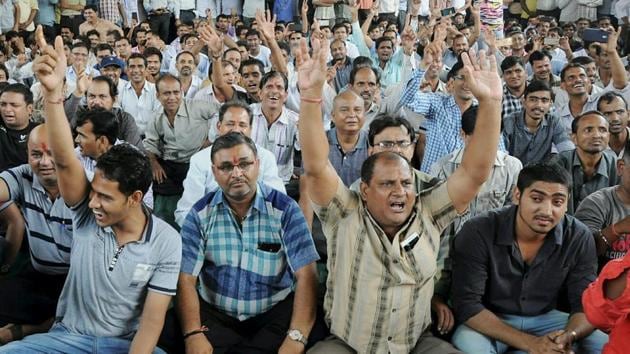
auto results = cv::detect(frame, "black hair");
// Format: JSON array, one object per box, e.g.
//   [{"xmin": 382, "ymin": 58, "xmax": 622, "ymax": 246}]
[
  {"xmin": 86, "ymin": 29, "xmax": 100, "ymax": 39},
  {"xmin": 332, "ymin": 23, "xmax": 347, "ymax": 33},
  {"xmin": 94, "ymin": 43, "xmax": 114, "ymax": 55},
  {"xmin": 524, "ymin": 80, "xmax": 553, "ymax": 99},
  {"xmin": 127, "ymin": 52, "xmax": 147, "ymax": 66},
  {"xmin": 352, "ymin": 56, "xmax": 373, "ymax": 69},
  {"xmin": 598, "ymin": 91, "xmax": 628, "ymax": 110},
  {"xmin": 461, "ymin": 105, "xmax": 478, "ymax": 135},
  {"xmin": 75, "ymin": 107, "xmax": 119, "ymax": 145},
  {"xmin": 528, "ymin": 50, "xmax": 552, "ymax": 66},
  {"xmin": 143, "ymin": 46, "xmax": 163, "ymax": 62},
  {"xmin": 175, "ymin": 50, "xmax": 195, "ymax": 63},
  {"xmin": 0, "ymin": 83, "xmax": 33, "ymax": 104},
  {"xmin": 571, "ymin": 55, "xmax": 595, "ymax": 66},
  {"xmin": 0, "ymin": 64, "xmax": 9, "ymax": 82},
  {"xmin": 447, "ymin": 58, "xmax": 465, "ymax": 81},
  {"xmin": 367, "ymin": 114, "xmax": 416, "ymax": 146},
  {"xmin": 277, "ymin": 41, "xmax": 290, "ymax": 55},
  {"xmin": 246, "ymin": 29, "xmax": 261, "ymax": 39},
  {"xmin": 239, "ymin": 58, "xmax": 265, "ymax": 75},
  {"xmin": 516, "ymin": 161, "xmax": 571, "ymax": 193},
  {"xmin": 91, "ymin": 75, "xmax": 118, "ymax": 97},
  {"xmin": 571, "ymin": 110, "xmax": 608, "ymax": 134},
  {"xmin": 560, "ymin": 62, "xmax": 586, "ymax": 82},
  {"xmin": 349, "ymin": 65, "xmax": 380, "ymax": 85},
  {"xmin": 71, "ymin": 41, "xmax": 90, "ymax": 52},
  {"xmin": 259, "ymin": 71, "xmax": 288, "ymax": 91},
  {"xmin": 219, "ymin": 100, "xmax": 253, "ymax": 125},
  {"xmin": 501, "ymin": 56, "xmax": 525, "ymax": 72},
  {"xmin": 96, "ymin": 144, "xmax": 153, "ymax": 196},
  {"xmin": 360, "ymin": 151, "xmax": 411, "ymax": 184},
  {"xmin": 375, "ymin": 36, "xmax": 394, "ymax": 50},
  {"xmin": 84, "ymin": 4, "xmax": 98, "ymax": 12},
  {"xmin": 211, "ymin": 132, "xmax": 258, "ymax": 163}
]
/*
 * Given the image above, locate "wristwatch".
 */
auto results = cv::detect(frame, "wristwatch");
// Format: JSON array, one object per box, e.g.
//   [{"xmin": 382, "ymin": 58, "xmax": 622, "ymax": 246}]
[{"xmin": 287, "ymin": 329, "xmax": 308, "ymax": 345}]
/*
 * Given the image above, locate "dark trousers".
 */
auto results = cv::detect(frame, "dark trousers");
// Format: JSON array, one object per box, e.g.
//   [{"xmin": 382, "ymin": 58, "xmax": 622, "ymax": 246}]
[
  {"xmin": 0, "ymin": 264, "xmax": 66, "ymax": 326},
  {"xmin": 159, "ymin": 293, "xmax": 329, "ymax": 354},
  {"xmin": 149, "ymin": 13, "xmax": 171, "ymax": 42}
]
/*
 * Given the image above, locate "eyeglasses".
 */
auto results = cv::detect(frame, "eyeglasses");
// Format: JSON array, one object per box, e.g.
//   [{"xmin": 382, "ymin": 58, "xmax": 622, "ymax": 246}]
[
  {"xmin": 214, "ymin": 160, "xmax": 255, "ymax": 174},
  {"xmin": 374, "ymin": 140, "xmax": 414, "ymax": 149}
]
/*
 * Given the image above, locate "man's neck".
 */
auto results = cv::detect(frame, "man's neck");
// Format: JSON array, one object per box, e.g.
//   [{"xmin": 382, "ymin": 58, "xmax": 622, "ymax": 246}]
[
  {"xmin": 568, "ymin": 94, "xmax": 588, "ymax": 117},
  {"xmin": 507, "ymin": 83, "xmax": 526, "ymax": 97},
  {"xmin": 112, "ymin": 206, "xmax": 147, "ymax": 245},
  {"xmin": 165, "ymin": 106, "xmax": 179, "ymax": 123},
  {"xmin": 454, "ymin": 96, "xmax": 473, "ymax": 113},
  {"xmin": 599, "ymin": 68, "xmax": 612, "ymax": 85},
  {"xmin": 250, "ymin": 47, "xmax": 260, "ymax": 57},
  {"xmin": 576, "ymin": 148, "xmax": 603, "ymax": 178},
  {"xmin": 513, "ymin": 47, "xmax": 526, "ymax": 57},
  {"xmin": 262, "ymin": 105, "xmax": 282, "ymax": 125},
  {"xmin": 225, "ymin": 191, "xmax": 256, "ymax": 222},
  {"xmin": 88, "ymin": 18, "xmax": 99, "ymax": 26},
  {"xmin": 40, "ymin": 180, "xmax": 60, "ymax": 201},
  {"xmin": 523, "ymin": 113, "xmax": 543, "ymax": 132},
  {"xmin": 336, "ymin": 129, "xmax": 360, "ymax": 152},
  {"xmin": 609, "ymin": 128, "xmax": 629, "ymax": 155},
  {"xmin": 180, "ymin": 75, "xmax": 192, "ymax": 85},
  {"xmin": 131, "ymin": 79, "xmax": 146, "ymax": 95}
]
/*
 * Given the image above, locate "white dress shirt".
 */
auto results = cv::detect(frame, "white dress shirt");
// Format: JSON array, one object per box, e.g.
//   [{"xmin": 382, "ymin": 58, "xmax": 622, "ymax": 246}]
[
  {"xmin": 119, "ymin": 80, "xmax": 162, "ymax": 135},
  {"xmin": 174, "ymin": 144, "xmax": 286, "ymax": 225}
]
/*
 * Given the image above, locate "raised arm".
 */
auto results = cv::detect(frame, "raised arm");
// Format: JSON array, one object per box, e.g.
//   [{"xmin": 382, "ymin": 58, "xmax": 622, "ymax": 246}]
[
  {"xmin": 256, "ymin": 10, "xmax": 288, "ymax": 76},
  {"xmin": 445, "ymin": 50, "xmax": 502, "ymax": 213},
  {"xmin": 296, "ymin": 29, "xmax": 340, "ymax": 206},
  {"xmin": 199, "ymin": 25, "xmax": 236, "ymax": 101},
  {"xmin": 604, "ymin": 27, "xmax": 628, "ymax": 90},
  {"xmin": 32, "ymin": 26, "xmax": 90, "ymax": 206}
]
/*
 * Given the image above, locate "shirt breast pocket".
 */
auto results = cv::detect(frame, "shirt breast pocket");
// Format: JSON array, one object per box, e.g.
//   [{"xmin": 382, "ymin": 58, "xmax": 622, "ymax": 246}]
[
  {"xmin": 129, "ymin": 263, "xmax": 155, "ymax": 288},
  {"xmin": 252, "ymin": 247, "xmax": 286, "ymax": 278}
]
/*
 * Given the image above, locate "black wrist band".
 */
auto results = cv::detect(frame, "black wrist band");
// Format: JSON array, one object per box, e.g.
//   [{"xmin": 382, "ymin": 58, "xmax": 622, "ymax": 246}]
[{"xmin": 183, "ymin": 326, "xmax": 208, "ymax": 340}]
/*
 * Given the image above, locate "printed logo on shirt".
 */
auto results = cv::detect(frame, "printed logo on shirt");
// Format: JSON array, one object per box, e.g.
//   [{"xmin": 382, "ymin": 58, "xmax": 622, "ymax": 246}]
[{"xmin": 129, "ymin": 263, "xmax": 154, "ymax": 287}]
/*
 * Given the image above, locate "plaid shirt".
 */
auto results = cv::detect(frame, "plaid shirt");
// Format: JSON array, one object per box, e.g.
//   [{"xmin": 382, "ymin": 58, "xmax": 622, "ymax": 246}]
[
  {"xmin": 99, "ymin": 0, "xmax": 122, "ymax": 24},
  {"xmin": 502, "ymin": 84, "xmax": 523, "ymax": 119},
  {"xmin": 180, "ymin": 184, "xmax": 319, "ymax": 321}
]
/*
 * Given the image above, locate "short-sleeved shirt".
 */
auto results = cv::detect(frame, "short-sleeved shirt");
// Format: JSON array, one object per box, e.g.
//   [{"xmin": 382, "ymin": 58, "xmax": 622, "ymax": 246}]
[
  {"xmin": 313, "ymin": 177, "xmax": 457, "ymax": 353},
  {"xmin": 17, "ymin": 0, "xmax": 38, "ymax": 32},
  {"xmin": 452, "ymin": 206, "xmax": 597, "ymax": 324},
  {"xmin": 575, "ymin": 186, "xmax": 630, "ymax": 270},
  {"xmin": 326, "ymin": 129, "xmax": 369, "ymax": 187},
  {"xmin": 180, "ymin": 183, "xmax": 319, "ymax": 321},
  {"xmin": 554, "ymin": 149, "xmax": 619, "ymax": 214},
  {"xmin": 0, "ymin": 164, "xmax": 73, "ymax": 274},
  {"xmin": 56, "ymin": 199, "xmax": 181, "ymax": 338}
]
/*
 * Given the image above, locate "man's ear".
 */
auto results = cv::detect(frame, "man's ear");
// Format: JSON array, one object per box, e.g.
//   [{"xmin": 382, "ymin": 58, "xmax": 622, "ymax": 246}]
[
  {"xmin": 359, "ymin": 180, "xmax": 368, "ymax": 201},
  {"xmin": 512, "ymin": 187, "xmax": 521, "ymax": 205}
]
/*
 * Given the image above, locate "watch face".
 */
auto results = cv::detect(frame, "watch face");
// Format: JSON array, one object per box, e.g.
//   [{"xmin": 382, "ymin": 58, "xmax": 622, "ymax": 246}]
[{"xmin": 289, "ymin": 330, "xmax": 300, "ymax": 339}]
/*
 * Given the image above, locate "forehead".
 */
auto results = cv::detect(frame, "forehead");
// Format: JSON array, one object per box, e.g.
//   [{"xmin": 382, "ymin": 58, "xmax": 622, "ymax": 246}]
[
  {"xmin": 600, "ymin": 97, "xmax": 626, "ymax": 109},
  {"xmin": 370, "ymin": 158, "xmax": 412, "ymax": 179},
  {"xmin": 577, "ymin": 114, "xmax": 608, "ymax": 129},
  {"xmin": 564, "ymin": 67, "xmax": 586, "ymax": 77},
  {"xmin": 88, "ymin": 81, "xmax": 111, "ymax": 94},
  {"xmin": 224, "ymin": 107, "xmax": 250, "ymax": 122},
  {"xmin": 92, "ymin": 170, "xmax": 123, "ymax": 195},
  {"xmin": 213, "ymin": 144, "xmax": 255, "ymax": 162},
  {"xmin": 72, "ymin": 47, "xmax": 88, "ymax": 53},
  {"xmin": 374, "ymin": 126, "xmax": 410, "ymax": 141},
  {"xmin": 76, "ymin": 120, "xmax": 95, "ymax": 134},
  {"xmin": 158, "ymin": 79, "xmax": 181, "ymax": 91},
  {"xmin": 128, "ymin": 58, "xmax": 145, "ymax": 66},
  {"xmin": 0, "ymin": 91, "xmax": 26, "ymax": 103},
  {"xmin": 522, "ymin": 181, "xmax": 569, "ymax": 197},
  {"xmin": 335, "ymin": 94, "xmax": 363, "ymax": 108},
  {"xmin": 527, "ymin": 90, "xmax": 551, "ymax": 98},
  {"xmin": 331, "ymin": 41, "xmax": 345, "ymax": 49},
  {"xmin": 242, "ymin": 65, "xmax": 262, "ymax": 74},
  {"xmin": 504, "ymin": 64, "xmax": 524, "ymax": 71},
  {"xmin": 263, "ymin": 75, "xmax": 285, "ymax": 88},
  {"xmin": 355, "ymin": 68, "xmax": 376, "ymax": 82},
  {"xmin": 177, "ymin": 53, "xmax": 194, "ymax": 62}
]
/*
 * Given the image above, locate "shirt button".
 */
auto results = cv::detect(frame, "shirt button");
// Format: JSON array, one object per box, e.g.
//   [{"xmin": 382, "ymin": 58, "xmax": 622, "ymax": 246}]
[
  {"xmin": 388, "ymin": 336, "xmax": 392, "ymax": 341},
  {"xmin": 393, "ymin": 260, "xmax": 399, "ymax": 264},
  {"xmin": 392, "ymin": 308, "xmax": 397, "ymax": 313}
]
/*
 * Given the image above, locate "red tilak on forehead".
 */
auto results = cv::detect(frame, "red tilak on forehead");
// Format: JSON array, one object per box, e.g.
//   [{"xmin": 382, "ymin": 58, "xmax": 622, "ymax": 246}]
[
  {"xmin": 232, "ymin": 156, "xmax": 240, "ymax": 165},
  {"xmin": 41, "ymin": 142, "xmax": 48, "ymax": 151}
]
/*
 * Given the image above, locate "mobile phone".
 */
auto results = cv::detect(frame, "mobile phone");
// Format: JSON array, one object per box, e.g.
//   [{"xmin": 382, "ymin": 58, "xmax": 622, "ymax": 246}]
[
  {"xmin": 582, "ymin": 28, "xmax": 609, "ymax": 43},
  {"xmin": 441, "ymin": 7, "xmax": 456, "ymax": 17},
  {"xmin": 543, "ymin": 37, "xmax": 560, "ymax": 46}
]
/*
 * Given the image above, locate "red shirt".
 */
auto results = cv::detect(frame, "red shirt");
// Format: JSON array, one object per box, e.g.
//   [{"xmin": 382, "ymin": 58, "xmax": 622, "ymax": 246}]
[{"xmin": 583, "ymin": 254, "xmax": 630, "ymax": 354}]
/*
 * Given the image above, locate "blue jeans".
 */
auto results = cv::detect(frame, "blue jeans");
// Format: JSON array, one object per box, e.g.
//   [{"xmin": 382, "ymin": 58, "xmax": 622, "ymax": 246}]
[
  {"xmin": 0, "ymin": 322, "xmax": 166, "ymax": 354},
  {"xmin": 452, "ymin": 310, "xmax": 608, "ymax": 354}
]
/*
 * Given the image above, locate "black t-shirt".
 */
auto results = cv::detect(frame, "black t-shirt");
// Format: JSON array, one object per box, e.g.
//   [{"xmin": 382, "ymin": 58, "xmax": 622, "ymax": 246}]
[{"xmin": 0, "ymin": 121, "xmax": 39, "ymax": 172}]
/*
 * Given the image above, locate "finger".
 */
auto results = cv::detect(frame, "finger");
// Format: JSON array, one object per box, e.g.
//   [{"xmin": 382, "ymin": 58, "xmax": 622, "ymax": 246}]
[
  {"xmin": 478, "ymin": 49, "xmax": 489, "ymax": 71},
  {"xmin": 445, "ymin": 311, "xmax": 454, "ymax": 332},
  {"xmin": 35, "ymin": 25, "xmax": 48, "ymax": 50}
]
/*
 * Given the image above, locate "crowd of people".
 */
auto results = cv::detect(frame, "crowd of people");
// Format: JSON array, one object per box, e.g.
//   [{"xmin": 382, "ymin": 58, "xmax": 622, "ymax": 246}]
[{"xmin": 1, "ymin": 0, "xmax": 630, "ymax": 352}]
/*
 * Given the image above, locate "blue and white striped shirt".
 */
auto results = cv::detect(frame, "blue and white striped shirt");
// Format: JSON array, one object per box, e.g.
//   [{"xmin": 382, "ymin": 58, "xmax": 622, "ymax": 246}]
[{"xmin": 180, "ymin": 183, "xmax": 319, "ymax": 321}]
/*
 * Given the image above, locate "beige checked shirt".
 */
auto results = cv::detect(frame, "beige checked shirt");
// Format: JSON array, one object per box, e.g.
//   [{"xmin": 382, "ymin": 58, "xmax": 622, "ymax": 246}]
[{"xmin": 313, "ymin": 177, "xmax": 458, "ymax": 353}]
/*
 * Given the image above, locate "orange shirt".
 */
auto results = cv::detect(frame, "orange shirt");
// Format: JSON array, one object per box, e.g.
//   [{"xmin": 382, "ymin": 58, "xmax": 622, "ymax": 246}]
[{"xmin": 583, "ymin": 254, "xmax": 630, "ymax": 354}]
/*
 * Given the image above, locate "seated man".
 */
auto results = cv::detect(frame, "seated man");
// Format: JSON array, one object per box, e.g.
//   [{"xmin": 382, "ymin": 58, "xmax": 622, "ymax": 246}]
[
  {"xmin": 554, "ymin": 111, "xmax": 618, "ymax": 214},
  {"xmin": 176, "ymin": 132, "xmax": 319, "ymax": 354},
  {"xmin": 575, "ymin": 141, "xmax": 630, "ymax": 271},
  {"xmin": 299, "ymin": 31, "xmax": 503, "ymax": 352},
  {"xmin": 174, "ymin": 100, "xmax": 285, "ymax": 226},
  {"xmin": 0, "ymin": 125, "xmax": 72, "ymax": 344},
  {"xmin": 451, "ymin": 162, "xmax": 608, "ymax": 353},
  {"xmin": 0, "ymin": 27, "xmax": 182, "ymax": 353}
]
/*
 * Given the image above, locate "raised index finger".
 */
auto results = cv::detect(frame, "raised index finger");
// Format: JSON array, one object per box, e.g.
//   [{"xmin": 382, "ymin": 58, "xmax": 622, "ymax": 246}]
[{"xmin": 35, "ymin": 25, "xmax": 48, "ymax": 50}]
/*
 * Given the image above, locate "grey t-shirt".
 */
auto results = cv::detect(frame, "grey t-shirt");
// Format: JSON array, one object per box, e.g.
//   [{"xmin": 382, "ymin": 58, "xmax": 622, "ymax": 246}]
[
  {"xmin": 574, "ymin": 186, "xmax": 630, "ymax": 269},
  {"xmin": 55, "ymin": 198, "xmax": 181, "ymax": 338}
]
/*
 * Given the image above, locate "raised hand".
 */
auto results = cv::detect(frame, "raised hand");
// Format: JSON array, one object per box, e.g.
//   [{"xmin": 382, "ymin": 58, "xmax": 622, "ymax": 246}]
[
  {"xmin": 198, "ymin": 25, "xmax": 224, "ymax": 57},
  {"xmin": 302, "ymin": 0, "xmax": 308, "ymax": 14},
  {"xmin": 75, "ymin": 71, "xmax": 92, "ymax": 97},
  {"xmin": 32, "ymin": 26, "xmax": 67, "ymax": 95},
  {"xmin": 484, "ymin": 27, "xmax": 496, "ymax": 48},
  {"xmin": 255, "ymin": 9, "xmax": 276, "ymax": 42},
  {"xmin": 604, "ymin": 26, "xmax": 621, "ymax": 54},
  {"xmin": 296, "ymin": 24, "xmax": 329, "ymax": 97},
  {"xmin": 460, "ymin": 49, "xmax": 502, "ymax": 102}
]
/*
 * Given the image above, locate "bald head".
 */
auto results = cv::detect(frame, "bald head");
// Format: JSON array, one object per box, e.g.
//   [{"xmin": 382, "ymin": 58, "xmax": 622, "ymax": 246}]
[
  {"xmin": 26, "ymin": 124, "xmax": 57, "ymax": 187},
  {"xmin": 333, "ymin": 90, "xmax": 363, "ymax": 111}
]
